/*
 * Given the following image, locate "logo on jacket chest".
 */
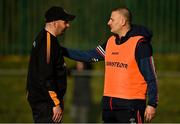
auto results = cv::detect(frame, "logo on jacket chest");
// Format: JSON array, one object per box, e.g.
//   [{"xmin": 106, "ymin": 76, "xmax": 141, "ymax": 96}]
[{"xmin": 106, "ymin": 61, "xmax": 128, "ymax": 69}]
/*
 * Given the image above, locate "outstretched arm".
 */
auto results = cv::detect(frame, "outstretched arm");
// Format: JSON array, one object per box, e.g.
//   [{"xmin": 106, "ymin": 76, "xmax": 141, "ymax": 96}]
[{"xmin": 61, "ymin": 43, "xmax": 106, "ymax": 62}]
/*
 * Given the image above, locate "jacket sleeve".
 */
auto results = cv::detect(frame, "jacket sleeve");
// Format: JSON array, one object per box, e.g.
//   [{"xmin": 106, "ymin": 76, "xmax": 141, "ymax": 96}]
[
  {"xmin": 38, "ymin": 35, "xmax": 65, "ymax": 107},
  {"xmin": 135, "ymin": 39, "xmax": 158, "ymax": 108},
  {"xmin": 49, "ymin": 40, "xmax": 67, "ymax": 108},
  {"xmin": 61, "ymin": 42, "xmax": 107, "ymax": 62}
]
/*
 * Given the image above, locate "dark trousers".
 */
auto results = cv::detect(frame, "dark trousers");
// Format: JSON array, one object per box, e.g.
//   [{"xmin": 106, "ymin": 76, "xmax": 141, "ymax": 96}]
[
  {"xmin": 102, "ymin": 109, "xmax": 145, "ymax": 123},
  {"xmin": 29, "ymin": 102, "xmax": 53, "ymax": 123}
]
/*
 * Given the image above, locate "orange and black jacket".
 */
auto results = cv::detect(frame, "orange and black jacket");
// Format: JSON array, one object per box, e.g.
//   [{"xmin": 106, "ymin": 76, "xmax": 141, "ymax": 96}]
[
  {"xmin": 26, "ymin": 29, "xmax": 67, "ymax": 108},
  {"xmin": 62, "ymin": 25, "xmax": 158, "ymax": 110}
]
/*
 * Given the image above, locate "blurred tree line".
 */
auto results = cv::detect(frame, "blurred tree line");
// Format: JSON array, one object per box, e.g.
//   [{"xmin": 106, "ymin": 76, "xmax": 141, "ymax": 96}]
[{"xmin": 0, "ymin": 0, "xmax": 179, "ymax": 55}]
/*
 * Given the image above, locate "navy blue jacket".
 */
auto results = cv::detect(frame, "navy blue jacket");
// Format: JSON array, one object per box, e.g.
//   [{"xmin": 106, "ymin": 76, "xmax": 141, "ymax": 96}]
[{"xmin": 62, "ymin": 25, "xmax": 158, "ymax": 109}]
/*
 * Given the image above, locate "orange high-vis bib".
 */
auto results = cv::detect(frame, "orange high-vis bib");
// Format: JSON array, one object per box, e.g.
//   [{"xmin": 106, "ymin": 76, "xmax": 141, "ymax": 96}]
[{"xmin": 104, "ymin": 35, "xmax": 147, "ymax": 99}]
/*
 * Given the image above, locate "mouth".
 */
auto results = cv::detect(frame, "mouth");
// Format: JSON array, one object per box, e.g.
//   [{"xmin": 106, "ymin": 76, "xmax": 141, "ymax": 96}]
[{"xmin": 61, "ymin": 29, "xmax": 66, "ymax": 33}]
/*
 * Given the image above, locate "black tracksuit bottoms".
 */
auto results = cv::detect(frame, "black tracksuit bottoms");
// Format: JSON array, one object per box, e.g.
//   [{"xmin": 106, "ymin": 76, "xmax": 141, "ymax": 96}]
[
  {"xmin": 102, "ymin": 108, "xmax": 145, "ymax": 123},
  {"xmin": 29, "ymin": 102, "xmax": 54, "ymax": 123}
]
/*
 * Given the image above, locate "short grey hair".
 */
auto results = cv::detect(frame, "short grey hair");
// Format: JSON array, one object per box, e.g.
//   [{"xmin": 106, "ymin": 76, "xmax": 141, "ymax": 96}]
[{"xmin": 112, "ymin": 7, "xmax": 132, "ymax": 24}]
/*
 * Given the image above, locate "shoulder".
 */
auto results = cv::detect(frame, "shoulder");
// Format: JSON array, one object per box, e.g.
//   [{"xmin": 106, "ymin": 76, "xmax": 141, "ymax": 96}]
[
  {"xmin": 108, "ymin": 35, "xmax": 116, "ymax": 41},
  {"xmin": 136, "ymin": 38, "xmax": 152, "ymax": 49},
  {"xmin": 135, "ymin": 38, "xmax": 153, "ymax": 58}
]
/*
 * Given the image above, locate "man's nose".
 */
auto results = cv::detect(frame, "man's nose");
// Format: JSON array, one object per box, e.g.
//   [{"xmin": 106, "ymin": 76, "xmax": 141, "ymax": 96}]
[
  {"xmin": 107, "ymin": 20, "xmax": 111, "ymax": 25},
  {"xmin": 66, "ymin": 23, "xmax": 70, "ymax": 28}
]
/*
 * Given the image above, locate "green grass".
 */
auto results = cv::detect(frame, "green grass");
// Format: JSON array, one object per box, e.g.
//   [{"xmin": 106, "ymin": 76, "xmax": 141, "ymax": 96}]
[
  {"xmin": 155, "ymin": 54, "xmax": 180, "ymax": 71},
  {"xmin": 0, "ymin": 56, "xmax": 104, "ymax": 122},
  {"xmin": 0, "ymin": 71, "xmax": 104, "ymax": 123},
  {"xmin": 0, "ymin": 75, "xmax": 32, "ymax": 122},
  {"xmin": 0, "ymin": 55, "xmax": 180, "ymax": 122},
  {"xmin": 1, "ymin": 71, "xmax": 180, "ymax": 122},
  {"xmin": 152, "ymin": 76, "xmax": 180, "ymax": 122}
]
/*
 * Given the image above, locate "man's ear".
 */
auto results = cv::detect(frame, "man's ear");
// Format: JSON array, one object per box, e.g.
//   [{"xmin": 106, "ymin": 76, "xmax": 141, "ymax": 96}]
[
  {"xmin": 122, "ymin": 18, "xmax": 126, "ymax": 26},
  {"xmin": 53, "ymin": 21, "xmax": 57, "ymax": 28}
]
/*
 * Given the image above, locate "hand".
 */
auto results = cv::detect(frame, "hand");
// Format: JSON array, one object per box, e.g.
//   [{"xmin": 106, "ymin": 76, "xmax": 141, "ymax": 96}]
[
  {"xmin": 52, "ymin": 105, "xmax": 63, "ymax": 123},
  {"xmin": 144, "ymin": 105, "xmax": 156, "ymax": 122}
]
